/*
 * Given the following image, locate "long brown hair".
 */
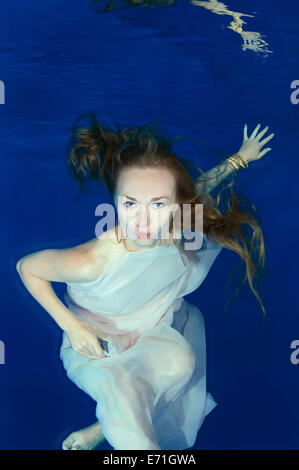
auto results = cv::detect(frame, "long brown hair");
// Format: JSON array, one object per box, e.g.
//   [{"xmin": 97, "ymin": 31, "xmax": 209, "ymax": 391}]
[{"xmin": 65, "ymin": 110, "xmax": 266, "ymax": 317}]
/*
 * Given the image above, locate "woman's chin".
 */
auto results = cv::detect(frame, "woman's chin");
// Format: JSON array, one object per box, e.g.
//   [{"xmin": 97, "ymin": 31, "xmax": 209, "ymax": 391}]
[
  {"xmin": 135, "ymin": 237, "xmax": 157, "ymax": 244},
  {"xmin": 132, "ymin": 235, "xmax": 161, "ymax": 247}
]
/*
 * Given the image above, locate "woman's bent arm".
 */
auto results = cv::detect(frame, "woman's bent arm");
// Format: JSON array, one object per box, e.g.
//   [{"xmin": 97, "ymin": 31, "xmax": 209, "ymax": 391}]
[
  {"xmin": 15, "ymin": 245, "xmax": 95, "ymax": 332},
  {"xmin": 16, "ymin": 246, "xmax": 109, "ymax": 358},
  {"xmin": 16, "ymin": 267, "xmax": 78, "ymax": 332}
]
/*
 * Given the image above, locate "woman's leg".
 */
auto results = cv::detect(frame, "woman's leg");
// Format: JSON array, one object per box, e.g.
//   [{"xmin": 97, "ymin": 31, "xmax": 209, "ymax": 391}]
[
  {"xmin": 95, "ymin": 367, "xmax": 161, "ymax": 450},
  {"xmin": 60, "ymin": 323, "xmax": 196, "ymax": 450},
  {"xmin": 62, "ymin": 421, "xmax": 105, "ymax": 450}
]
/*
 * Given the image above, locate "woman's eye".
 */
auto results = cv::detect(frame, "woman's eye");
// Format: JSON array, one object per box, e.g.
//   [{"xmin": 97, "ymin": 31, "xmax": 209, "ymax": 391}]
[
  {"xmin": 123, "ymin": 201, "xmax": 164, "ymax": 209},
  {"xmin": 124, "ymin": 201, "xmax": 135, "ymax": 208}
]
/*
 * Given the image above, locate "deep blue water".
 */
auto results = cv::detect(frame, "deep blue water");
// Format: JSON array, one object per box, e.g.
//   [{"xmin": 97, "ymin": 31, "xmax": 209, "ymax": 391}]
[{"xmin": 1, "ymin": 0, "xmax": 299, "ymax": 450}]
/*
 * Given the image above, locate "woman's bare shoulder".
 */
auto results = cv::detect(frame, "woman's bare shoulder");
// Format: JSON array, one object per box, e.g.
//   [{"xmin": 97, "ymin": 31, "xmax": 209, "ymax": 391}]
[
  {"xmin": 86, "ymin": 228, "xmax": 120, "ymax": 256},
  {"xmin": 75, "ymin": 228, "xmax": 123, "ymax": 282}
]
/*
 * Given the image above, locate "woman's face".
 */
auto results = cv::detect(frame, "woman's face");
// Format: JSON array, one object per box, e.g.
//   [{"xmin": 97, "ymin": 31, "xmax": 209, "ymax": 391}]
[{"xmin": 114, "ymin": 167, "xmax": 178, "ymax": 249}]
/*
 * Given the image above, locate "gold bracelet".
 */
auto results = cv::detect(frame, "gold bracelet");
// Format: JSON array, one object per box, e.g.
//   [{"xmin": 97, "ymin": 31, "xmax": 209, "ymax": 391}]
[
  {"xmin": 227, "ymin": 154, "xmax": 248, "ymax": 170},
  {"xmin": 227, "ymin": 159, "xmax": 238, "ymax": 170},
  {"xmin": 233, "ymin": 153, "xmax": 248, "ymax": 169},
  {"xmin": 230, "ymin": 155, "xmax": 247, "ymax": 169},
  {"xmin": 227, "ymin": 156, "xmax": 242, "ymax": 170}
]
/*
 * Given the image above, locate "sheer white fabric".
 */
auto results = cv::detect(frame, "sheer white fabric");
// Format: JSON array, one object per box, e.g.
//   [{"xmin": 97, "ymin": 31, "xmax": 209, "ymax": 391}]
[{"xmin": 59, "ymin": 232, "xmax": 223, "ymax": 450}]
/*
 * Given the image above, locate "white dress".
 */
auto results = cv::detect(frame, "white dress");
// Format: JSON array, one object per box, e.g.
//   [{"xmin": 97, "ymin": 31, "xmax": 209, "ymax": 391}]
[{"xmin": 59, "ymin": 231, "xmax": 223, "ymax": 450}]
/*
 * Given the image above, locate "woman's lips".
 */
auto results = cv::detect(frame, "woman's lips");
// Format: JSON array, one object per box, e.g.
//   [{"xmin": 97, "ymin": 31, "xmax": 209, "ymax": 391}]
[{"xmin": 136, "ymin": 232, "xmax": 151, "ymax": 239}]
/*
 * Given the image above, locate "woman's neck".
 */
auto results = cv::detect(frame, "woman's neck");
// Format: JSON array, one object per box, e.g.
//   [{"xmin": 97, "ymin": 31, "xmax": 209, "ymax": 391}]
[{"xmin": 121, "ymin": 231, "xmax": 181, "ymax": 253}]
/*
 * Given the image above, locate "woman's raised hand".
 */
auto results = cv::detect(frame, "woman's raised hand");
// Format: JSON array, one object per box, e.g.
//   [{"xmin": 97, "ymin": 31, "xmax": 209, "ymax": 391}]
[
  {"xmin": 66, "ymin": 318, "xmax": 108, "ymax": 359},
  {"xmin": 237, "ymin": 123, "xmax": 275, "ymax": 164}
]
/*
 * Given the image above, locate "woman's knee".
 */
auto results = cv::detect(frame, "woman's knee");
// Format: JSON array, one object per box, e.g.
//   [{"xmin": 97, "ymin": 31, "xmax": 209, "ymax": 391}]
[{"xmin": 156, "ymin": 340, "xmax": 196, "ymax": 379}]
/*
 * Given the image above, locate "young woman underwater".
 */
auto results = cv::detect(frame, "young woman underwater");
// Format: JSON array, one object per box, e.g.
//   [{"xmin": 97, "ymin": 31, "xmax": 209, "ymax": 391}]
[{"xmin": 16, "ymin": 113, "xmax": 274, "ymax": 450}]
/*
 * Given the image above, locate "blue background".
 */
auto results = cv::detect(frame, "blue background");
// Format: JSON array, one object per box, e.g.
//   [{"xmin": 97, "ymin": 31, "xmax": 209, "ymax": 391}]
[{"xmin": 1, "ymin": 0, "xmax": 298, "ymax": 450}]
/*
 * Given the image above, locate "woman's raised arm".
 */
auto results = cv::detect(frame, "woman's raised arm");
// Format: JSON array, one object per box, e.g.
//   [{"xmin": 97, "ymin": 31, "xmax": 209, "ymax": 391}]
[{"xmin": 195, "ymin": 123, "xmax": 274, "ymax": 194}]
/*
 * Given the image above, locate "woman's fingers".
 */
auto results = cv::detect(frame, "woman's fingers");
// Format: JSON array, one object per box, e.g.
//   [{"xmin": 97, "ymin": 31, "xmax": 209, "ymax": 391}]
[
  {"xmin": 249, "ymin": 123, "xmax": 261, "ymax": 139},
  {"xmin": 248, "ymin": 124, "xmax": 274, "ymax": 145},
  {"xmin": 258, "ymin": 147, "xmax": 272, "ymax": 159},
  {"xmin": 74, "ymin": 347, "xmax": 94, "ymax": 357},
  {"xmin": 93, "ymin": 342, "xmax": 106, "ymax": 357},
  {"xmin": 259, "ymin": 133, "xmax": 274, "ymax": 146},
  {"xmin": 243, "ymin": 123, "xmax": 248, "ymax": 141},
  {"xmin": 74, "ymin": 344, "xmax": 104, "ymax": 358},
  {"xmin": 82, "ymin": 338, "xmax": 106, "ymax": 358},
  {"xmin": 256, "ymin": 125, "xmax": 269, "ymax": 141},
  {"xmin": 245, "ymin": 123, "xmax": 274, "ymax": 154}
]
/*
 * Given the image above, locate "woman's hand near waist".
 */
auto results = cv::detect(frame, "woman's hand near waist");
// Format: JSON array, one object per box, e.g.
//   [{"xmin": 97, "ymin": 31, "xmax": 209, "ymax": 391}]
[{"xmin": 65, "ymin": 317, "xmax": 109, "ymax": 359}]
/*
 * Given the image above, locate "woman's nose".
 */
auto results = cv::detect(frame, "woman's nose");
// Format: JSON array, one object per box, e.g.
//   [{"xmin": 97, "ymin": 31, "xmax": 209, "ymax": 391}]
[{"xmin": 136, "ymin": 205, "xmax": 150, "ymax": 229}]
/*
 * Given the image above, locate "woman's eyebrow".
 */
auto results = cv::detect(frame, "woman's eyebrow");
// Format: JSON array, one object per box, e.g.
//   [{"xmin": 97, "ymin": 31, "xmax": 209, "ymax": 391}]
[{"xmin": 121, "ymin": 195, "xmax": 169, "ymax": 201}]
